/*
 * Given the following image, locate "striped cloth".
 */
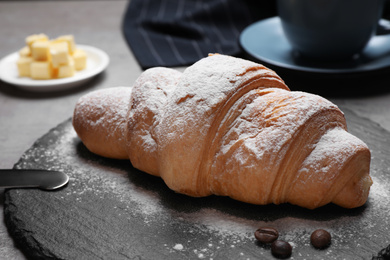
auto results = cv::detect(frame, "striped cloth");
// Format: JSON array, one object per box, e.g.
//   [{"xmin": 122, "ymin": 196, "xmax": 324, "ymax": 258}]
[{"xmin": 122, "ymin": 0, "xmax": 276, "ymax": 69}]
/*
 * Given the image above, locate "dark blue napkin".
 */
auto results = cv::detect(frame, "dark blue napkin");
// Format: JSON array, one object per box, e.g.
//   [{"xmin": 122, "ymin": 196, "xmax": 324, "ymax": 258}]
[{"xmin": 122, "ymin": 0, "xmax": 276, "ymax": 69}]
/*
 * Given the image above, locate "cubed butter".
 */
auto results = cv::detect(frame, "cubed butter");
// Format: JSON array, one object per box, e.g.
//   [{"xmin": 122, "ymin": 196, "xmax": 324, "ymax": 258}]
[
  {"xmin": 50, "ymin": 41, "xmax": 70, "ymax": 68},
  {"xmin": 16, "ymin": 57, "xmax": 33, "ymax": 77},
  {"xmin": 19, "ymin": 46, "xmax": 31, "ymax": 57},
  {"xmin": 31, "ymin": 41, "xmax": 50, "ymax": 61},
  {"xmin": 17, "ymin": 34, "xmax": 86, "ymax": 80},
  {"xmin": 72, "ymin": 49, "xmax": 87, "ymax": 70},
  {"xmin": 30, "ymin": 61, "xmax": 52, "ymax": 79},
  {"xmin": 58, "ymin": 59, "xmax": 75, "ymax": 78},
  {"xmin": 26, "ymin": 34, "xmax": 48, "ymax": 50},
  {"xmin": 56, "ymin": 35, "xmax": 76, "ymax": 54}
]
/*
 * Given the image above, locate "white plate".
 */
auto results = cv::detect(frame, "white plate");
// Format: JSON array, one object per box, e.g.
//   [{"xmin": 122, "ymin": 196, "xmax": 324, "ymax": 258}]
[{"xmin": 0, "ymin": 44, "xmax": 109, "ymax": 92}]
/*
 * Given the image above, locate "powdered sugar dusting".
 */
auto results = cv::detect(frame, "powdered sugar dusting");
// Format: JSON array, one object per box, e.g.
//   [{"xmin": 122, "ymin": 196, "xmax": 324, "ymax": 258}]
[
  {"xmin": 155, "ymin": 54, "xmax": 288, "ymax": 195},
  {"xmin": 300, "ymin": 127, "xmax": 364, "ymax": 173},
  {"xmin": 127, "ymin": 67, "xmax": 181, "ymax": 174},
  {"xmin": 173, "ymin": 244, "xmax": 184, "ymax": 250},
  {"xmin": 73, "ymin": 86, "xmax": 133, "ymax": 158},
  {"xmin": 371, "ymin": 176, "xmax": 390, "ymax": 199},
  {"xmin": 74, "ymin": 86, "xmax": 131, "ymax": 139}
]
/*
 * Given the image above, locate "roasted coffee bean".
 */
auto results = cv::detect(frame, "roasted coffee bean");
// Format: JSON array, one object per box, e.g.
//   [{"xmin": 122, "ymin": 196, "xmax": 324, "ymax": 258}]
[
  {"xmin": 311, "ymin": 229, "xmax": 331, "ymax": 249},
  {"xmin": 254, "ymin": 227, "xmax": 279, "ymax": 244},
  {"xmin": 271, "ymin": 240, "xmax": 292, "ymax": 259}
]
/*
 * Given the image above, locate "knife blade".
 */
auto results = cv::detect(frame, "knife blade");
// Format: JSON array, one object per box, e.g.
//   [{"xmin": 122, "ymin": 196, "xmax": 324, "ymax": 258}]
[{"xmin": 0, "ymin": 169, "xmax": 69, "ymax": 190}]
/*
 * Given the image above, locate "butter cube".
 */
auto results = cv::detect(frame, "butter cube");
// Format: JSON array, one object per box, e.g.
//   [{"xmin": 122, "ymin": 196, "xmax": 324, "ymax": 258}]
[
  {"xmin": 72, "ymin": 49, "xmax": 87, "ymax": 70},
  {"xmin": 56, "ymin": 35, "xmax": 76, "ymax": 54},
  {"xmin": 26, "ymin": 34, "xmax": 48, "ymax": 50},
  {"xmin": 30, "ymin": 61, "xmax": 52, "ymax": 79},
  {"xmin": 58, "ymin": 59, "xmax": 75, "ymax": 78},
  {"xmin": 16, "ymin": 56, "xmax": 33, "ymax": 77},
  {"xmin": 19, "ymin": 46, "xmax": 31, "ymax": 57},
  {"xmin": 31, "ymin": 41, "xmax": 50, "ymax": 61},
  {"xmin": 50, "ymin": 41, "xmax": 70, "ymax": 68}
]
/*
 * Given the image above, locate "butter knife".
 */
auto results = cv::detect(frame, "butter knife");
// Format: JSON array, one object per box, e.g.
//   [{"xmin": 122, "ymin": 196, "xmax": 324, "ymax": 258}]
[{"xmin": 0, "ymin": 169, "xmax": 69, "ymax": 190}]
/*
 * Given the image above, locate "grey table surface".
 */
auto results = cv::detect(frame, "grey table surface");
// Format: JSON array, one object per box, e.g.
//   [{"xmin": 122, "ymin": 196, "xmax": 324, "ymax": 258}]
[{"xmin": 1, "ymin": 1, "xmax": 390, "ymax": 259}]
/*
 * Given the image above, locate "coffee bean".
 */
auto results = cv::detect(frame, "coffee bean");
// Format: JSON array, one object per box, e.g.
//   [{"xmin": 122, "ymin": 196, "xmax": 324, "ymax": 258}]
[
  {"xmin": 311, "ymin": 229, "xmax": 331, "ymax": 249},
  {"xmin": 271, "ymin": 240, "xmax": 292, "ymax": 259},
  {"xmin": 254, "ymin": 227, "xmax": 279, "ymax": 244}
]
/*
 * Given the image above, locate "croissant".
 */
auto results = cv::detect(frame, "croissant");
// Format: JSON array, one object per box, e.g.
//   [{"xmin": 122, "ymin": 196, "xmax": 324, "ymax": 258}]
[{"xmin": 72, "ymin": 54, "xmax": 372, "ymax": 209}]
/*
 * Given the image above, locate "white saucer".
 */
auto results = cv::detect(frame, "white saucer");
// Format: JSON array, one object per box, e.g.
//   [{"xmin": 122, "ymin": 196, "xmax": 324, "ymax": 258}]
[
  {"xmin": 240, "ymin": 17, "xmax": 390, "ymax": 75},
  {"xmin": 0, "ymin": 44, "xmax": 109, "ymax": 92}
]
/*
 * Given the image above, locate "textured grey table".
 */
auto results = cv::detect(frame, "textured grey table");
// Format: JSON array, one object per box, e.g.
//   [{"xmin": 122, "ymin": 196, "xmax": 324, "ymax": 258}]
[{"xmin": 1, "ymin": 1, "xmax": 390, "ymax": 259}]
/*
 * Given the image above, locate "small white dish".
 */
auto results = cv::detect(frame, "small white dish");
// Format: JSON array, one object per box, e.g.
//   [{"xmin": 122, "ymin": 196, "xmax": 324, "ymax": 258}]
[{"xmin": 0, "ymin": 44, "xmax": 109, "ymax": 92}]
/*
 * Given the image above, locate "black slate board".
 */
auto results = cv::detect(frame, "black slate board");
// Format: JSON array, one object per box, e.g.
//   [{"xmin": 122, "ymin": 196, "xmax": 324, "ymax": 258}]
[{"xmin": 4, "ymin": 107, "xmax": 390, "ymax": 260}]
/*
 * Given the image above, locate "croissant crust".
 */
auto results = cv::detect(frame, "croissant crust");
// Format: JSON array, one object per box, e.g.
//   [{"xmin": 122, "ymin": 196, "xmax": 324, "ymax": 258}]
[{"xmin": 73, "ymin": 54, "xmax": 372, "ymax": 209}]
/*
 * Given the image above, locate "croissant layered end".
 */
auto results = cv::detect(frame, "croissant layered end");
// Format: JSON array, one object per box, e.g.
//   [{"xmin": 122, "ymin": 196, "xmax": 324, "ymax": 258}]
[
  {"xmin": 73, "ymin": 87, "xmax": 132, "ymax": 159},
  {"xmin": 331, "ymin": 148, "xmax": 372, "ymax": 208},
  {"xmin": 288, "ymin": 128, "xmax": 372, "ymax": 209}
]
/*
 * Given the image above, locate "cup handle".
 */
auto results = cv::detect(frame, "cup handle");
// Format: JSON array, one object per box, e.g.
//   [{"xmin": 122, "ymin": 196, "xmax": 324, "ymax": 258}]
[{"xmin": 377, "ymin": 19, "xmax": 390, "ymax": 35}]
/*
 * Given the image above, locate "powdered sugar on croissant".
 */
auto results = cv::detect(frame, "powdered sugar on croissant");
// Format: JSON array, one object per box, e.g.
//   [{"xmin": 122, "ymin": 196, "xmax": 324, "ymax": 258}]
[{"xmin": 73, "ymin": 54, "xmax": 372, "ymax": 209}]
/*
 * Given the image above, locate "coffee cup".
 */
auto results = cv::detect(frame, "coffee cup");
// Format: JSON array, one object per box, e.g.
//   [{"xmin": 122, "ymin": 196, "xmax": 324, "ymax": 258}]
[{"xmin": 277, "ymin": 0, "xmax": 386, "ymax": 61}]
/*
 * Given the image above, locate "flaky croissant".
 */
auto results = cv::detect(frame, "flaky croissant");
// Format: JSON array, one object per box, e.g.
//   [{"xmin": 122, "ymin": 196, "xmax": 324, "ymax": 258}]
[{"xmin": 73, "ymin": 54, "xmax": 372, "ymax": 209}]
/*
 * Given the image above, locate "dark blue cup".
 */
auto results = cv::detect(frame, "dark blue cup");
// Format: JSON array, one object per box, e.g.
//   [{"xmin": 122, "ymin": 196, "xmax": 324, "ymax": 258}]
[{"xmin": 277, "ymin": 0, "xmax": 386, "ymax": 60}]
